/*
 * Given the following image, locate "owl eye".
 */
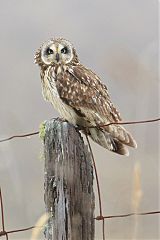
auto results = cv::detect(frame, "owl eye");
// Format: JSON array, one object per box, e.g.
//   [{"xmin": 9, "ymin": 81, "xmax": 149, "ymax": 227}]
[
  {"xmin": 61, "ymin": 47, "xmax": 68, "ymax": 54},
  {"xmin": 46, "ymin": 47, "xmax": 54, "ymax": 55}
]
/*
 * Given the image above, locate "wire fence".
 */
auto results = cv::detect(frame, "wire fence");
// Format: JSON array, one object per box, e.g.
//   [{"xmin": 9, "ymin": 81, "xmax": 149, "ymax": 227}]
[{"xmin": 0, "ymin": 117, "xmax": 160, "ymax": 240}]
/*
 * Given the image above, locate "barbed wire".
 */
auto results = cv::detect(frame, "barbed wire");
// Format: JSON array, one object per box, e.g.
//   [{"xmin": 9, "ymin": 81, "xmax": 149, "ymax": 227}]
[
  {"xmin": 0, "ymin": 116, "xmax": 160, "ymax": 239},
  {"xmin": 0, "ymin": 131, "xmax": 39, "ymax": 143},
  {"xmin": 0, "ymin": 117, "xmax": 159, "ymax": 143},
  {"xmin": 85, "ymin": 133, "xmax": 105, "ymax": 239},
  {"xmin": 0, "ymin": 188, "xmax": 37, "ymax": 239},
  {"xmin": 0, "ymin": 187, "xmax": 160, "ymax": 240},
  {"xmin": 85, "ymin": 118, "xmax": 160, "ymax": 240}
]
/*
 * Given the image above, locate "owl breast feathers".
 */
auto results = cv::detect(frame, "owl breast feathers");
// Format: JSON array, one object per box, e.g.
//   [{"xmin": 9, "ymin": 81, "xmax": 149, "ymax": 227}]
[{"xmin": 35, "ymin": 37, "xmax": 137, "ymax": 156}]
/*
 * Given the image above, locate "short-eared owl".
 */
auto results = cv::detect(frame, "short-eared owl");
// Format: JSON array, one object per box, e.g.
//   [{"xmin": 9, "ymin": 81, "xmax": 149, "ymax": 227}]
[{"xmin": 35, "ymin": 38, "xmax": 137, "ymax": 156}]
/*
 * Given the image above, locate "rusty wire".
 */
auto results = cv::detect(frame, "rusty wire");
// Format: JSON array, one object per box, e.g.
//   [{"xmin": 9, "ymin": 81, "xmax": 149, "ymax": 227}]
[
  {"xmin": 0, "ymin": 187, "xmax": 36, "ymax": 239},
  {"xmin": 83, "ymin": 117, "xmax": 160, "ymax": 240},
  {"xmin": 85, "ymin": 133, "xmax": 105, "ymax": 240},
  {"xmin": 0, "ymin": 117, "xmax": 159, "ymax": 143},
  {"xmin": 0, "ymin": 187, "xmax": 160, "ymax": 239},
  {"xmin": 0, "ymin": 116, "xmax": 160, "ymax": 239},
  {"xmin": 97, "ymin": 211, "xmax": 160, "ymax": 219},
  {"xmin": 89, "ymin": 117, "xmax": 160, "ymax": 128},
  {"xmin": 0, "ymin": 131, "xmax": 39, "ymax": 143}
]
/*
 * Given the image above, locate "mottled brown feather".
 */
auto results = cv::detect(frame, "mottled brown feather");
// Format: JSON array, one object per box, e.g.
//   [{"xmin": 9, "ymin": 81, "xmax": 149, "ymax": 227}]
[
  {"xmin": 56, "ymin": 64, "xmax": 121, "ymax": 123},
  {"xmin": 35, "ymin": 38, "xmax": 137, "ymax": 154}
]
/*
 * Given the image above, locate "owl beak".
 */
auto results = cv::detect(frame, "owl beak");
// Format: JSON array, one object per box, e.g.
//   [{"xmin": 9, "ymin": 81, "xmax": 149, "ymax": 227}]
[{"xmin": 56, "ymin": 53, "xmax": 60, "ymax": 62}]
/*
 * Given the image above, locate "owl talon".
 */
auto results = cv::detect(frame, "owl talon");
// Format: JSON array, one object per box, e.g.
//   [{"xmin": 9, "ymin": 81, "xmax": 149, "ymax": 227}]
[{"xmin": 35, "ymin": 38, "xmax": 137, "ymax": 155}]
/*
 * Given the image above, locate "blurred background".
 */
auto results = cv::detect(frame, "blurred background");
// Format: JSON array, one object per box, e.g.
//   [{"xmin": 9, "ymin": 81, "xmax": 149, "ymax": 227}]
[{"xmin": 0, "ymin": 0, "xmax": 159, "ymax": 239}]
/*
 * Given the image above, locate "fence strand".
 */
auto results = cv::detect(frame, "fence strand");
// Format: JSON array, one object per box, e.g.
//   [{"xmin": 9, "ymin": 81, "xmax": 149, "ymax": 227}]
[
  {"xmin": 0, "ymin": 116, "xmax": 160, "ymax": 239},
  {"xmin": 0, "ymin": 187, "xmax": 160, "ymax": 239},
  {"xmin": 0, "ymin": 117, "xmax": 159, "ymax": 143}
]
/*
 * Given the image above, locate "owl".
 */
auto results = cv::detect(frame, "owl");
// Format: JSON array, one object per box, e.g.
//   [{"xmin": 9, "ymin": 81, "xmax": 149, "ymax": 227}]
[{"xmin": 34, "ymin": 38, "xmax": 137, "ymax": 156}]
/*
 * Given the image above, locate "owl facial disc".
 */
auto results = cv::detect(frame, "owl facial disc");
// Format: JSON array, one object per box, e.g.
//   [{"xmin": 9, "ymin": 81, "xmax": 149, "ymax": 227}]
[{"xmin": 41, "ymin": 38, "xmax": 74, "ymax": 65}]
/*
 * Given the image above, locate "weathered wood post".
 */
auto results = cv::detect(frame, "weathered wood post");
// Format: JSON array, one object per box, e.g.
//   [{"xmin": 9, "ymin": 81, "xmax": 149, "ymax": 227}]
[{"xmin": 43, "ymin": 119, "xmax": 95, "ymax": 240}]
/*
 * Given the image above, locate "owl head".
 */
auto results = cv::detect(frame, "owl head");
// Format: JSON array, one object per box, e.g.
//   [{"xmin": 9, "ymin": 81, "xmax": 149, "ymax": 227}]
[{"xmin": 35, "ymin": 38, "xmax": 79, "ymax": 68}]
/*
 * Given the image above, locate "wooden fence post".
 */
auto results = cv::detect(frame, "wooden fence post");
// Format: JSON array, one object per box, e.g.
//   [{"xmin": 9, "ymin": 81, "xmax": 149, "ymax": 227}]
[{"xmin": 43, "ymin": 119, "xmax": 95, "ymax": 240}]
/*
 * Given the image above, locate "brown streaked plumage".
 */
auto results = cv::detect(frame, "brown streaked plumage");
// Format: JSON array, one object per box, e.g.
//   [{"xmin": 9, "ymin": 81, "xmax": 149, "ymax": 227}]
[{"xmin": 35, "ymin": 38, "xmax": 137, "ymax": 156}]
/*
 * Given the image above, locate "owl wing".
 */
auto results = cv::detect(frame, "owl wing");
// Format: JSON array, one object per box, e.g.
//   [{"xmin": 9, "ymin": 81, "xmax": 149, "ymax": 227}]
[
  {"xmin": 57, "ymin": 64, "xmax": 121, "ymax": 123},
  {"xmin": 56, "ymin": 64, "xmax": 137, "ymax": 149}
]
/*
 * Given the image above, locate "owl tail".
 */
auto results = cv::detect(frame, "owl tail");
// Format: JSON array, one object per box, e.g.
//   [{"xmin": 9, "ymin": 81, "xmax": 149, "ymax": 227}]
[{"xmin": 88, "ymin": 126, "xmax": 137, "ymax": 156}]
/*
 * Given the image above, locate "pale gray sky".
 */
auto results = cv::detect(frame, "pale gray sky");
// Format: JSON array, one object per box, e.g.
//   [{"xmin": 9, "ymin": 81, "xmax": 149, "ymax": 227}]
[{"xmin": 0, "ymin": 1, "xmax": 159, "ymax": 239}]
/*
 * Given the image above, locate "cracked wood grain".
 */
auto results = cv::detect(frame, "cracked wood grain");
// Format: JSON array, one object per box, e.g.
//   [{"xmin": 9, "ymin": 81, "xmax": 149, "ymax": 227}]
[{"xmin": 43, "ymin": 119, "xmax": 94, "ymax": 240}]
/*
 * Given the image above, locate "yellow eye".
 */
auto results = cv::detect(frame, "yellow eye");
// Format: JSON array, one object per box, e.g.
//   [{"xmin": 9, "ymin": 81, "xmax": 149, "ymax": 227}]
[
  {"xmin": 46, "ymin": 47, "xmax": 54, "ymax": 55},
  {"xmin": 61, "ymin": 47, "xmax": 68, "ymax": 54}
]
